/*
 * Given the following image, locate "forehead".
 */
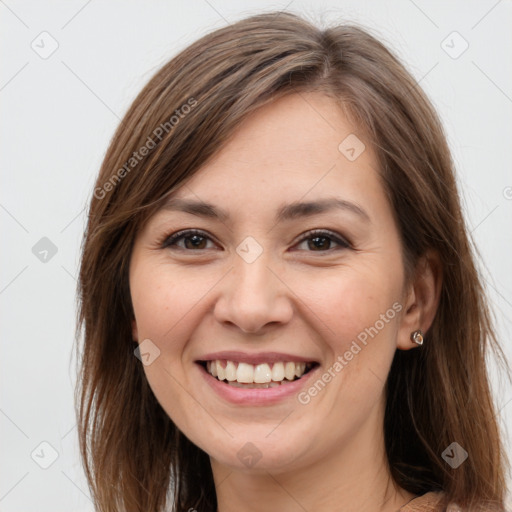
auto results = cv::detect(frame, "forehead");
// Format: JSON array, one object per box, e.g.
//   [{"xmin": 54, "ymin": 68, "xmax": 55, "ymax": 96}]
[{"xmin": 163, "ymin": 92, "xmax": 386, "ymax": 222}]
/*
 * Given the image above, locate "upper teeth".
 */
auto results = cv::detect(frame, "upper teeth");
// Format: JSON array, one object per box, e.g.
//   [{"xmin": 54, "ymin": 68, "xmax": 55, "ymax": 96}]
[{"xmin": 206, "ymin": 360, "xmax": 310, "ymax": 383}]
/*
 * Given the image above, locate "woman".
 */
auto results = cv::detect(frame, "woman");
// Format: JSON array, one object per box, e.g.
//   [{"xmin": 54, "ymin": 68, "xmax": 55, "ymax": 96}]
[{"xmin": 76, "ymin": 10, "xmax": 510, "ymax": 512}]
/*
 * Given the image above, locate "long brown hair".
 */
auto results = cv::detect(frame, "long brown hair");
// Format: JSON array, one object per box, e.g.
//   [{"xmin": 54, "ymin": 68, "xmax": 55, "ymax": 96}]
[{"xmin": 76, "ymin": 10, "xmax": 510, "ymax": 511}]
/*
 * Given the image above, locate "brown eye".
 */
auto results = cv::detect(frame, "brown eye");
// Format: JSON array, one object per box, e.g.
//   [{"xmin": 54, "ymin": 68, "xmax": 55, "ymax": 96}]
[
  {"xmin": 295, "ymin": 230, "xmax": 350, "ymax": 252},
  {"xmin": 182, "ymin": 234, "xmax": 208, "ymax": 250},
  {"xmin": 162, "ymin": 230, "xmax": 216, "ymax": 250},
  {"xmin": 307, "ymin": 235, "xmax": 333, "ymax": 251}
]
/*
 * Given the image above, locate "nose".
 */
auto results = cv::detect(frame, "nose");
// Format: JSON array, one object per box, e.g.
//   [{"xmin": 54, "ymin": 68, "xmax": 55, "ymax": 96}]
[{"xmin": 213, "ymin": 253, "xmax": 294, "ymax": 334}]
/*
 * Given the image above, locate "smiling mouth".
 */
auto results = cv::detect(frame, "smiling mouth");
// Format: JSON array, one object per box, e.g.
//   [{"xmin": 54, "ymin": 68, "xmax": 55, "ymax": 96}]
[{"xmin": 198, "ymin": 360, "xmax": 319, "ymax": 389}]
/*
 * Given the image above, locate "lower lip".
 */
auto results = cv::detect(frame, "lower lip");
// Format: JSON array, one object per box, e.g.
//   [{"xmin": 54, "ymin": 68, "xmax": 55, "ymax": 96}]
[{"xmin": 196, "ymin": 362, "xmax": 320, "ymax": 405}]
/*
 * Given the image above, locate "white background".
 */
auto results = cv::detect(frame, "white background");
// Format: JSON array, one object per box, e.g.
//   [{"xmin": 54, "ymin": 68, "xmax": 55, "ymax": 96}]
[{"xmin": 1, "ymin": 1, "xmax": 511, "ymax": 510}]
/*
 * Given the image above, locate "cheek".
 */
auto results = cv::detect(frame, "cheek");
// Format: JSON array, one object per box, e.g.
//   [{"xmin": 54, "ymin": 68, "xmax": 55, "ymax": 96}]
[
  {"xmin": 297, "ymin": 271, "xmax": 401, "ymax": 418},
  {"xmin": 132, "ymin": 282, "xmax": 176, "ymax": 346},
  {"xmin": 301, "ymin": 268, "xmax": 400, "ymax": 340},
  {"xmin": 131, "ymin": 264, "xmax": 211, "ymax": 345},
  {"xmin": 130, "ymin": 264, "xmax": 209, "ymax": 434},
  {"xmin": 295, "ymin": 264, "xmax": 402, "ymax": 398}
]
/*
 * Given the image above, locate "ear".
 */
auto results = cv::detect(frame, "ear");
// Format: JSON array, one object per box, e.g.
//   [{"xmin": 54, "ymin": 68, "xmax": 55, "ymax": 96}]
[
  {"xmin": 132, "ymin": 318, "xmax": 139, "ymax": 342},
  {"xmin": 397, "ymin": 249, "xmax": 443, "ymax": 350}
]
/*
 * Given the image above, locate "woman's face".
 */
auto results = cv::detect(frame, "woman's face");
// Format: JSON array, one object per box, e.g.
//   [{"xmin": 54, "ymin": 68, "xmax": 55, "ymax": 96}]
[{"xmin": 129, "ymin": 92, "xmax": 412, "ymax": 474}]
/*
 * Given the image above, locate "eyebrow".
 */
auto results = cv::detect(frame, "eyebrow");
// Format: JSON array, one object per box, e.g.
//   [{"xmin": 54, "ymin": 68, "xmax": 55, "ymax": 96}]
[{"xmin": 160, "ymin": 197, "xmax": 371, "ymax": 223}]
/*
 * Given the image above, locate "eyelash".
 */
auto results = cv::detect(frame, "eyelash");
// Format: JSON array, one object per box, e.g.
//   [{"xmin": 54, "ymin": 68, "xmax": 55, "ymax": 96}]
[{"xmin": 160, "ymin": 229, "xmax": 351, "ymax": 253}]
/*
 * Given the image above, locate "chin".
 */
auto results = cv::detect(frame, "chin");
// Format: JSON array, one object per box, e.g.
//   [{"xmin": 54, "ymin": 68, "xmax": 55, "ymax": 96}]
[{"xmin": 202, "ymin": 431, "xmax": 312, "ymax": 474}]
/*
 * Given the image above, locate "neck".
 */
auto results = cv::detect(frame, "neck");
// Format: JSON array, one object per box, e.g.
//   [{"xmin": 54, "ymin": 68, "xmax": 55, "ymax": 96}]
[{"xmin": 210, "ymin": 398, "xmax": 415, "ymax": 512}]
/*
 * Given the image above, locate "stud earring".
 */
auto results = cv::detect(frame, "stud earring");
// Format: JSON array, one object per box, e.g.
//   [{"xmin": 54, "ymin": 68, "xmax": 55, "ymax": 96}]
[{"xmin": 410, "ymin": 330, "xmax": 424, "ymax": 345}]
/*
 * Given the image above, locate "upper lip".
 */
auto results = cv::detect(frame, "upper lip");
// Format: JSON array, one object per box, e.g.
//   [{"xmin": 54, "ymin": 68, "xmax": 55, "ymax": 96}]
[{"xmin": 196, "ymin": 351, "xmax": 319, "ymax": 365}]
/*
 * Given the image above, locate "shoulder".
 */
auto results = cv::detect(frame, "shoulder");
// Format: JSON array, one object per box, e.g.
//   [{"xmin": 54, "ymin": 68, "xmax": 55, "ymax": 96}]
[
  {"xmin": 399, "ymin": 491, "xmax": 447, "ymax": 512},
  {"xmin": 401, "ymin": 492, "xmax": 506, "ymax": 512}
]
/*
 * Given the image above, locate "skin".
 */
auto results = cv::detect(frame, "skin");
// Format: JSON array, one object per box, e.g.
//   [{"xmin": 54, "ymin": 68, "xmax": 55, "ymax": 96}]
[{"xmin": 129, "ymin": 92, "xmax": 442, "ymax": 512}]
